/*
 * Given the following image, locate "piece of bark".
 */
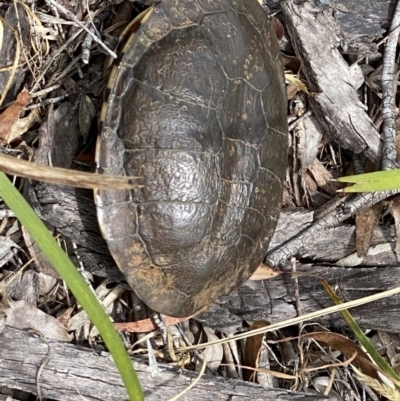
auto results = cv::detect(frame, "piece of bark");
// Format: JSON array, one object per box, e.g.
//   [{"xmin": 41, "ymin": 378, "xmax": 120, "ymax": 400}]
[
  {"xmin": 271, "ymin": 209, "xmax": 396, "ymax": 265},
  {"xmin": 332, "ymin": 0, "xmax": 395, "ymax": 55},
  {"xmin": 267, "ymin": 0, "xmax": 393, "ymax": 56},
  {"xmin": 25, "ymin": 182, "xmax": 124, "ymax": 280},
  {"xmin": 0, "ymin": 327, "xmax": 328, "ymax": 401},
  {"xmin": 21, "ymin": 82, "xmax": 125, "ymax": 279},
  {"xmin": 0, "ymin": 3, "xmax": 30, "ymax": 105},
  {"xmin": 281, "ymin": 1, "xmax": 382, "ymax": 165},
  {"xmin": 195, "ymin": 264, "xmax": 400, "ymax": 333},
  {"xmin": 4, "ymin": 269, "xmax": 39, "ymax": 304}
]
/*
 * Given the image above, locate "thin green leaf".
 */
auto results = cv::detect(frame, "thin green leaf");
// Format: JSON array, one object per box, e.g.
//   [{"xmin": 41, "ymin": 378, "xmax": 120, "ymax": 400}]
[
  {"xmin": 0, "ymin": 172, "xmax": 144, "ymax": 401},
  {"xmin": 337, "ymin": 170, "xmax": 400, "ymax": 192}
]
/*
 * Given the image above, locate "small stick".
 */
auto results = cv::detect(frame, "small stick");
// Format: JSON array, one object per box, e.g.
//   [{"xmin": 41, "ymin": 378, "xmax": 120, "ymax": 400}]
[
  {"xmin": 381, "ymin": 0, "xmax": 400, "ymax": 170},
  {"xmin": 44, "ymin": 0, "xmax": 117, "ymax": 59}
]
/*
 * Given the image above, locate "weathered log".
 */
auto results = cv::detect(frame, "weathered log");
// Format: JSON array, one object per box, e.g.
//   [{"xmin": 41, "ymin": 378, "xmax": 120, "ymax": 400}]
[
  {"xmin": 0, "ymin": 327, "xmax": 327, "ymax": 401},
  {"xmin": 197, "ymin": 264, "xmax": 400, "ymax": 333},
  {"xmin": 282, "ymin": 0, "xmax": 382, "ymax": 165}
]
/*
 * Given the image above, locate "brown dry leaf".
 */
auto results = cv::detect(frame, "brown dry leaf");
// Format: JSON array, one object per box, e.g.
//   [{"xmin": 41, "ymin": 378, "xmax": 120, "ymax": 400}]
[
  {"xmin": 355, "ymin": 203, "xmax": 381, "ymax": 258},
  {"xmin": 304, "ymin": 331, "xmax": 379, "ymax": 380},
  {"xmin": 308, "ymin": 158, "xmax": 341, "ymax": 195},
  {"xmin": 57, "ymin": 306, "xmax": 74, "ymax": 328},
  {"xmin": 391, "ymin": 196, "xmax": 400, "ymax": 261},
  {"xmin": 0, "ymin": 88, "xmax": 30, "ymax": 142},
  {"xmin": 271, "ymin": 16, "xmax": 284, "ymax": 40},
  {"xmin": 0, "ymin": 293, "xmax": 72, "ymax": 342},
  {"xmin": 114, "ymin": 305, "xmax": 209, "ymax": 333},
  {"xmin": 243, "ymin": 320, "xmax": 269, "ymax": 381},
  {"xmin": 249, "ymin": 263, "xmax": 282, "ymax": 281},
  {"xmin": 303, "ymin": 170, "xmax": 318, "ymax": 191},
  {"xmin": 280, "ymin": 336, "xmax": 298, "ymax": 367},
  {"xmin": 282, "ymin": 53, "xmax": 301, "ymax": 75},
  {"xmin": 7, "ymin": 107, "xmax": 40, "ymax": 143}
]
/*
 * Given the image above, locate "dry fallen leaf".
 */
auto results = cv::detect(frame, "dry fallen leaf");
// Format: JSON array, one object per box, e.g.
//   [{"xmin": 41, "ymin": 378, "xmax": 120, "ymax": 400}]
[
  {"xmin": 355, "ymin": 203, "xmax": 381, "ymax": 258},
  {"xmin": 243, "ymin": 320, "xmax": 270, "ymax": 381},
  {"xmin": 0, "ymin": 236, "xmax": 22, "ymax": 269},
  {"xmin": 7, "ymin": 107, "xmax": 40, "ymax": 143},
  {"xmin": 304, "ymin": 331, "xmax": 379, "ymax": 380},
  {"xmin": 271, "ymin": 16, "xmax": 284, "ymax": 41},
  {"xmin": 308, "ymin": 158, "xmax": 341, "ymax": 195},
  {"xmin": 0, "ymin": 88, "xmax": 30, "ymax": 142},
  {"xmin": 250, "ymin": 263, "xmax": 282, "ymax": 281},
  {"xmin": 196, "ymin": 326, "xmax": 223, "ymax": 374},
  {"xmin": 114, "ymin": 305, "xmax": 210, "ymax": 333},
  {"xmin": 0, "ymin": 293, "xmax": 72, "ymax": 342},
  {"xmin": 312, "ymin": 376, "xmax": 343, "ymax": 400}
]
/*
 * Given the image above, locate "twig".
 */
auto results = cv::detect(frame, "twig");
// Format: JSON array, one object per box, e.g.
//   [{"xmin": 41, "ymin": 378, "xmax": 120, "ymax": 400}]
[
  {"xmin": 43, "ymin": 0, "xmax": 116, "ymax": 59},
  {"xmin": 30, "ymin": 83, "xmax": 63, "ymax": 98},
  {"xmin": 82, "ymin": 24, "xmax": 97, "ymax": 64},
  {"xmin": 81, "ymin": 8, "xmax": 110, "ymax": 64},
  {"xmin": 25, "ymin": 93, "xmax": 77, "ymax": 109},
  {"xmin": 267, "ymin": 189, "xmax": 400, "ymax": 266},
  {"xmin": 0, "ymin": 152, "xmax": 142, "ymax": 190},
  {"xmin": 381, "ymin": 0, "xmax": 400, "ymax": 170},
  {"xmin": 31, "ymin": 27, "xmax": 84, "ymax": 92}
]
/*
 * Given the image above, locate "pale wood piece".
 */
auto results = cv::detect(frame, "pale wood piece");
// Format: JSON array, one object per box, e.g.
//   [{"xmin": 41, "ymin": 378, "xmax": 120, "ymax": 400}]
[
  {"xmin": 0, "ymin": 327, "xmax": 327, "ymax": 401},
  {"xmin": 282, "ymin": 0, "xmax": 382, "ymax": 165},
  {"xmin": 196, "ymin": 264, "xmax": 400, "ymax": 333}
]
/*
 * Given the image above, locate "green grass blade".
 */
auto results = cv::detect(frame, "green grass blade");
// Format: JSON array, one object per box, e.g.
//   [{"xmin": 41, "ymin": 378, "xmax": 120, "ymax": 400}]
[
  {"xmin": 0, "ymin": 172, "xmax": 144, "ymax": 401},
  {"xmin": 321, "ymin": 279, "xmax": 400, "ymax": 383},
  {"xmin": 338, "ymin": 170, "xmax": 400, "ymax": 192}
]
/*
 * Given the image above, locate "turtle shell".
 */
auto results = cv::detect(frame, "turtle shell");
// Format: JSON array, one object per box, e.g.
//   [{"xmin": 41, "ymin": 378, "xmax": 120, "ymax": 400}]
[{"xmin": 95, "ymin": 0, "xmax": 288, "ymax": 317}]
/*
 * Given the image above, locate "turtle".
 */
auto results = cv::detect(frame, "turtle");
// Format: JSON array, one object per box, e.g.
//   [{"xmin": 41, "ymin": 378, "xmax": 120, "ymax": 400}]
[{"xmin": 95, "ymin": 0, "xmax": 288, "ymax": 318}]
